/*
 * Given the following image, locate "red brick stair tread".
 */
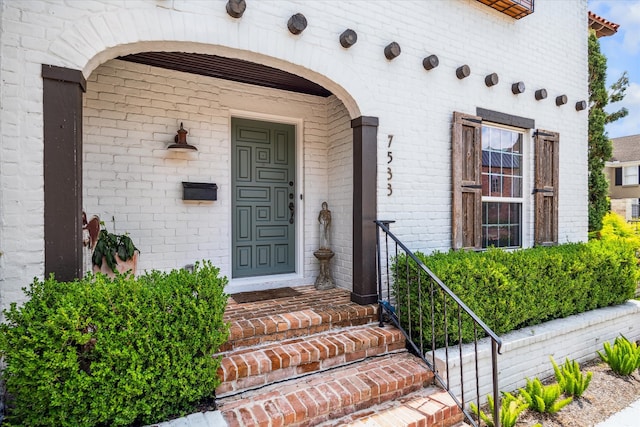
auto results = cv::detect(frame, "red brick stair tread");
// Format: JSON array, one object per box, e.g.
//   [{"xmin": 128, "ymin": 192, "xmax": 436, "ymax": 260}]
[
  {"xmin": 219, "ymin": 352, "xmax": 435, "ymax": 427},
  {"xmin": 321, "ymin": 386, "xmax": 464, "ymax": 427},
  {"xmin": 223, "ymin": 285, "xmax": 372, "ymax": 322},
  {"xmin": 217, "ymin": 325, "xmax": 405, "ymax": 397},
  {"xmin": 221, "ymin": 304, "xmax": 378, "ymax": 352}
]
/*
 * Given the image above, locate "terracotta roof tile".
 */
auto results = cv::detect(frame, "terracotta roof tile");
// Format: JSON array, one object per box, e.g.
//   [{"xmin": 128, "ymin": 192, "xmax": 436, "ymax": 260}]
[{"xmin": 588, "ymin": 11, "xmax": 620, "ymax": 38}]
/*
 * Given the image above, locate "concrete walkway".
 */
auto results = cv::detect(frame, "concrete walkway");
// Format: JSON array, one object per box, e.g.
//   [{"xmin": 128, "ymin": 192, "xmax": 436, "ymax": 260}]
[
  {"xmin": 595, "ymin": 398, "xmax": 640, "ymax": 427},
  {"xmin": 147, "ymin": 411, "xmax": 226, "ymax": 427},
  {"xmin": 152, "ymin": 398, "xmax": 640, "ymax": 427}
]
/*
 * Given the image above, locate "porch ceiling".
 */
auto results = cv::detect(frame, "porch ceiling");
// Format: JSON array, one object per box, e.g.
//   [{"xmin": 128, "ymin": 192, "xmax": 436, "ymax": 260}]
[{"xmin": 118, "ymin": 52, "xmax": 332, "ymax": 97}]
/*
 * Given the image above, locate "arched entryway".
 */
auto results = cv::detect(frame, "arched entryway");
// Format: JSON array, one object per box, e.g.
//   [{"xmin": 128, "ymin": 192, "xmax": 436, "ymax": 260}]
[{"xmin": 43, "ymin": 48, "xmax": 378, "ymax": 304}]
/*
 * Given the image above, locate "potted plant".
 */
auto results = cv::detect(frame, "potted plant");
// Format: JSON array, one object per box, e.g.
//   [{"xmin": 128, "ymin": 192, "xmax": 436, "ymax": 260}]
[{"xmin": 91, "ymin": 223, "xmax": 139, "ymax": 277}]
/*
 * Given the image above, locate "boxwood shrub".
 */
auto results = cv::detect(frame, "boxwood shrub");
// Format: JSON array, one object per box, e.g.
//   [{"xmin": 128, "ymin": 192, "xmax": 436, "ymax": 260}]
[
  {"xmin": 393, "ymin": 240, "xmax": 638, "ymax": 348},
  {"xmin": 0, "ymin": 260, "xmax": 229, "ymax": 427}
]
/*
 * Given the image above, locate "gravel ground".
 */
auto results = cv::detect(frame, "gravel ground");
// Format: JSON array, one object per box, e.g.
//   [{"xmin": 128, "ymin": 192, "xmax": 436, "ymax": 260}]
[{"xmin": 514, "ymin": 359, "xmax": 640, "ymax": 427}]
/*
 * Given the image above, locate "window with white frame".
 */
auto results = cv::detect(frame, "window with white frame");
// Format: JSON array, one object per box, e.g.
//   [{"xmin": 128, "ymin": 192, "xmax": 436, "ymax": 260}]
[
  {"xmin": 623, "ymin": 166, "xmax": 638, "ymax": 185},
  {"xmin": 481, "ymin": 125, "xmax": 523, "ymax": 248},
  {"xmin": 452, "ymin": 111, "xmax": 558, "ymax": 250}
]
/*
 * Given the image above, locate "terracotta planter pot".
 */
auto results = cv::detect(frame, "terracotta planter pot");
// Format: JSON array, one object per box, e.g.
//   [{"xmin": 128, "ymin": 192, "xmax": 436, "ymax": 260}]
[{"xmin": 92, "ymin": 251, "xmax": 139, "ymax": 278}]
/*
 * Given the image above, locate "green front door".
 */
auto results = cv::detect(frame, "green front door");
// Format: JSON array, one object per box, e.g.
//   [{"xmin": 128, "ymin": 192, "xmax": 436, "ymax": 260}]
[{"xmin": 232, "ymin": 118, "xmax": 296, "ymax": 278}]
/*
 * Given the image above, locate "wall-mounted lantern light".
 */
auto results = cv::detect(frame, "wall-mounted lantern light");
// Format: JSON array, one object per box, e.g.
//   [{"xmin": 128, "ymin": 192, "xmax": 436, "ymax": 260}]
[
  {"xmin": 556, "ymin": 95, "xmax": 568, "ymax": 106},
  {"xmin": 168, "ymin": 123, "xmax": 197, "ymax": 152},
  {"xmin": 575, "ymin": 100, "xmax": 587, "ymax": 111}
]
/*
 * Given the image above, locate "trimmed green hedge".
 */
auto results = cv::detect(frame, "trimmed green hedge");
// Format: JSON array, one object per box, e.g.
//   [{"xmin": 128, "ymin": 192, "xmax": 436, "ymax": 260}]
[
  {"xmin": 393, "ymin": 240, "xmax": 638, "ymax": 348},
  {"xmin": 0, "ymin": 261, "xmax": 229, "ymax": 427}
]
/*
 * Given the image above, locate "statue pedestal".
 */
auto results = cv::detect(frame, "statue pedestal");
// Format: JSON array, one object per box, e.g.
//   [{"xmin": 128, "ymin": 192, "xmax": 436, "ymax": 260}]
[{"xmin": 313, "ymin": 248, "xmax": 335, "ymax": 290}]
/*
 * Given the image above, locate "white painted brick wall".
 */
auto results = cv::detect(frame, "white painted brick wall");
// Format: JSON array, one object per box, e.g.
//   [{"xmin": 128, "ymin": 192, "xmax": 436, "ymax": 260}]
[
  {"xmin": 327, "ymin": 97, "xmax": 353, "ymax": 290},
  {"xmin": 83, "ymin": 59, "xmax": 343, "ymax": 289},
  {"xmin": 1, "ymin": 0, "xmax": 588, "ymax": 311},
  {"xmin": 433, "ymin": 300, "xmax": 640, "ymax": 406}
]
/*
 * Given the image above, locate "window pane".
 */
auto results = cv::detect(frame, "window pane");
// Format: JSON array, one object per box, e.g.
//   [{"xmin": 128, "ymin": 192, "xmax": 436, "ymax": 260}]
[
  {"xmin": 511, "ymin": 177, "xmax": 522, "ymax": 197},
  {"xmin": 482, "ymin": 202, "xmax": 522, "ymax": 248},
  {"xmin": 481, "ymin": 125, "xmax": 524, "ymax": 248},
  {"xmin": 623, "ymin": 166, "xmax": 638, "ymax": 185},
  {"xmin": 482, "ymin": 128, "xmax": 523, "ymax": 198}
]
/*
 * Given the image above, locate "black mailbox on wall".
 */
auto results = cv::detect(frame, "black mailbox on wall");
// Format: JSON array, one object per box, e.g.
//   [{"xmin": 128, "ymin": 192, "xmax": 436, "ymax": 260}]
[{"xmin": 182, "ymin": 182, "xmax": 218, "ymax": 201}]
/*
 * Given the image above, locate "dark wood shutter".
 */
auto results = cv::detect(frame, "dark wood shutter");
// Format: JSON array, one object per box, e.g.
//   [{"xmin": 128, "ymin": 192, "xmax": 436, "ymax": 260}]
[
  {"xmin": 615, "ymin": 168, "xmax": 622, "ymax": 186},
  {"xmin": 452, "ymin": 112, "xmax": 482, "ymax": 250},
  {"xmin": 534, "ymin": 130, "xmax": 559, "ymax": 246}
]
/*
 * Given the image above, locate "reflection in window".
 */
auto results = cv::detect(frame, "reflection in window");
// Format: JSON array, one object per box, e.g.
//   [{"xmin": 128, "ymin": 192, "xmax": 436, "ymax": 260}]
[
  {"xmin": 490, "ymin": 176, "xmax": 502, "ymax": 194},
  {"xmin": 481, "ymin": 125, "xmax": 524, "ymax": 248},
  {"xmin": 482, "ymin": 202, "xmax": 522, "ymax": 248}
]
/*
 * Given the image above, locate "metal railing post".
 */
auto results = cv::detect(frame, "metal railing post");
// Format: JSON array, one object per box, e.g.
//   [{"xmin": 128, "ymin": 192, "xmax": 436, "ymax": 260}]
[
  {"xmin": 376, "ymin": 221, "xmax": 384, "ymax": 327},
  {"xmin": 374, "ymin": 220, "xmax": 503, "ymax": 427},
  {"xmin": 492, "ymin": 339, "xmax": 500, "ymax": 427}
]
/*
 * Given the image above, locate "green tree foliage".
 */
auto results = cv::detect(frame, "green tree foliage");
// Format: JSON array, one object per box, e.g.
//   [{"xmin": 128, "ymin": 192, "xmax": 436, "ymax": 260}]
[
  {"xmin": 588, "ymin": 31, "xmax": 629, "ymax": 232},
  {"xmin": 596, "ymin": 211, "xmax": 640, "ymax": 252}
]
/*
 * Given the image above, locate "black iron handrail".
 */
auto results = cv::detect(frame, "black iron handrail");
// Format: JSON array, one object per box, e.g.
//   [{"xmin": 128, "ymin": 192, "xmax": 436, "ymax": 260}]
[{"xmin": 375, "ymin": 220, "xmax": 503, "ymax": 427}]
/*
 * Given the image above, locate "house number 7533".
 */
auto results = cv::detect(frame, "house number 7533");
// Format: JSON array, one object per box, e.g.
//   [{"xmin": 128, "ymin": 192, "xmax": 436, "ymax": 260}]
[{"xmin": 387, "ymin": 135, "xmax": 393, "ymax": 196}]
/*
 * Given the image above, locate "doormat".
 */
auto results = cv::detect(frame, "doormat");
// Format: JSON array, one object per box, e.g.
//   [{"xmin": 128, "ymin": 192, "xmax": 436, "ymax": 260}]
[{"xmin": 231, "ymin": 287, "xmax": 301, "ymax": 304}]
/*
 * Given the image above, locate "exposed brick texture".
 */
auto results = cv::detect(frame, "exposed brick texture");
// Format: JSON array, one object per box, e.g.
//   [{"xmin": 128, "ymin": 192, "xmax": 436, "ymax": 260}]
[
  {"xmin": 433, "ymin": 299, "xmax": 640, "ymax": 407},
  {"xmin": 216, "ymin": 325, "xmax": 404, "ymax": 396},
  {"xmin": 215, "ymin": 285, "xmax": 463, "ymax": 427},
  {"xmin": 215, "ymin": 290, "xmax": 640, "ymax": 425},
  {"xmin": 0, "ymin": 0, "xmax": 588, "ymax": 314},
  {"xmin": 220, "ymin": 286, "xmax": 377, "ymax": 352},
  {"xmin": 327, "ymin": 388, "xmax": 464, "ymax": 427},
  {"xmin": 82, "ymin": 59, "xmax": 354, "ymax": 292},
  {"xmin": 219, "ymin": 352, "xmax": 435, "ymax": 427}
]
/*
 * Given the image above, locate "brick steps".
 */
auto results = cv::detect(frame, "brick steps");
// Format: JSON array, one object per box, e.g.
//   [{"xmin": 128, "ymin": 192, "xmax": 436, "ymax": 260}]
[
  {"xmin": 214, "ymin": 286, "xmax": 466, "ymax": 426},
  {"xmin": 220, "ymin": 304, "xmax": 377, "ymax": 352},
  {"xmin": 216, "ymin": 324, "xmax": 405, "ymax": 397},
  {"xmin": 218, "ymin": 351, "xmax": 435, "ymax": 427},
  {"xmin": 319, "ymin": 386, "xmax": 464, "ymax": 427}
]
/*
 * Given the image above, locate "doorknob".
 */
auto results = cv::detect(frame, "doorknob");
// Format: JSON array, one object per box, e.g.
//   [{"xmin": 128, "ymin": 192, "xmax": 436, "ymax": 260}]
[{"xmin": 288, "ymin": 202, "xmax": 295, "ymax": 224}]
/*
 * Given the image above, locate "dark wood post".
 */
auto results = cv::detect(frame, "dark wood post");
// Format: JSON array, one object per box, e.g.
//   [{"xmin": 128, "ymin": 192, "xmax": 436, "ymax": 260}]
[
  {"xmin": 351, "ymin": 116, "xmax": 378, "ymax": 305},
  {"xmin": 42, "ymin": 65, "xmax": 86, "ymax": 281}
]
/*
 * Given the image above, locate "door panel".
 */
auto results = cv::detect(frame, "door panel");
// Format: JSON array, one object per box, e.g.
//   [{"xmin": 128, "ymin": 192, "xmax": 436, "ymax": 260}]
[
  {"xmin": 236, "ymin": 147, "xmax": 252, "ymax": 181},
  {"xmin": 237, "ymin": 247, "xmax": 251, "ymax": 268},
  {"xmin": 275, "ymin": 245, "xmax": 288, "ymax": 264},
  {"xmin": 236, "ymin": 207, "xmax": 252, "ymax": 241},
  {"xmin": 257, "ymin": 169, "xmax": 287, "ymax": 181},
  {"xmin": 256, "ymin": 226, "xmax": 288, "ymax": 239},
  {"xmin": 274, "ymin": 188, "xmax": 288, "ymax": 220},
  {"xmin": 232, "ymin": 118, "xmax": 296, "ymax": 278},
  {"xmin": 237, "ymin": 187, "xmax": 270, "ymax": 200}
]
